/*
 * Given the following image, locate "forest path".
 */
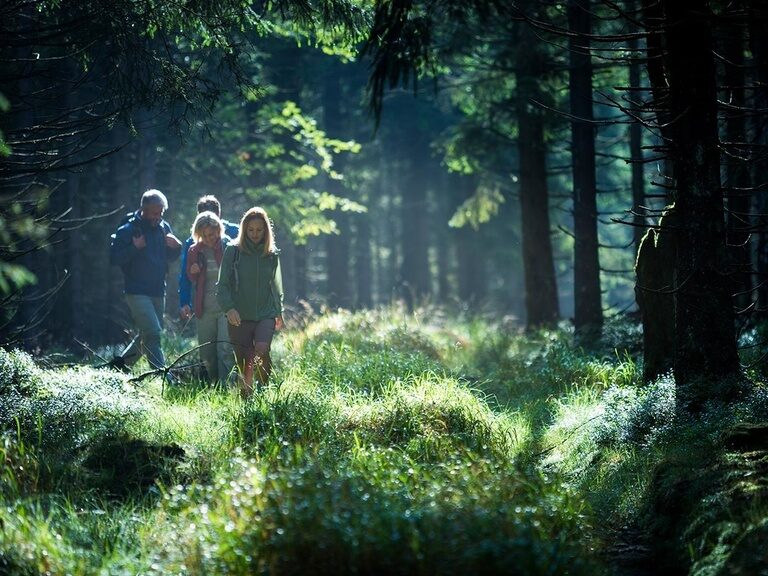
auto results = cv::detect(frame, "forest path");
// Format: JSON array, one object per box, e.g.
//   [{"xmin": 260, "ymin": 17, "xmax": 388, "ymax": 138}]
[{"xmin": 603, "ymin": 526, "xmax": 657, "ymax": 576}]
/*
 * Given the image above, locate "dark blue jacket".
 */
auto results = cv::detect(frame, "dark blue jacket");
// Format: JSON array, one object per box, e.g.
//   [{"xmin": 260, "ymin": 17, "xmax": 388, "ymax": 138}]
[
  {"xmin": 111, "ymin": 212, "xmax": 181, "ymax": 297},
  {"xmin": 178, "ymin": 219, "xmax": 238, "ymax": 309}
]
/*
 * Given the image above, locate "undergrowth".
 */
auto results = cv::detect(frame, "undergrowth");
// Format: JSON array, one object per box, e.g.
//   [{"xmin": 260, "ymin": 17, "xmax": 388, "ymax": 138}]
[{"xmin": 1, "ymin": 308, "xmax": 767, "ymax": 575}]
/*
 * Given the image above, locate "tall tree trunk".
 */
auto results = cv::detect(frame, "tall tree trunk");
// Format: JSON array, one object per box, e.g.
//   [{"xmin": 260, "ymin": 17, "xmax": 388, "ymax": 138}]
[
  {"xmin": 453, "ymin": 175, "xmax": 485, "ymax": 305},
  {"xmin": 324, "ymin": 69, "xmax": 352, "ymax": 309},
  {"xmin": 436, "ymin": 170, "xmax": 454, "ymax": 304},
  {"xmin": 749, "ymin": 3, "xmax": 768, "ymax": 314},
  {"xmin": 628, "ymin": 8, "xmax": 646, "ymax": 256},
  {"xmin": 663, "ymin": 1, "xmax": 740, "ymax": 392},
  {"xmin": 108, "ymin": 128, "xmax": 138, "ymax": 343},
  {"xmin": 398, "ymin": 99, "xmax": 431, "ymax": 310},
  {"xmin": 380, "ymin": 156, "xmax": 400, "ymax": 305},
  {"xmin": 516, "ymin": 28, "xmax": 559, "ymax": 329},
  {"xmin": 721, "ymin": 17, "xmax": 752, "ymax": 314},
  {"xmin": 295, "ymin": 243, "xmax": 309, "ymax": 305},
  {"xmin": 354, "ymin": 205, "xmax": 373, "ymax": 309},
  {"xmin": 641, "ymin": 0, "xmax": 676, "ymax": 204},
  {"xmin": 568, "ymin": 0, "xmax": 602, "ymax": 339},
  {"xmin": 64, "ymin": 160, "xmax": 83, "ymax": 343}
]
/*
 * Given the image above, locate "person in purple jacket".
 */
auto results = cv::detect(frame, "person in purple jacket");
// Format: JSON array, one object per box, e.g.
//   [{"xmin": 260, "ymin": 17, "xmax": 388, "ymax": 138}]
[{"xmin": 110, "ymin": 189, "xmax": 182, "ymax": 370}]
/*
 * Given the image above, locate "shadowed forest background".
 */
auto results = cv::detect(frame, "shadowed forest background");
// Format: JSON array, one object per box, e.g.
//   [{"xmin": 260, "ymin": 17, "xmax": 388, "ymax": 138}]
[
  {"xmin": 3, "ymin": 0, "xmax": 664, "ymax": 350},
  {"xmin": 3, "ymin": 1, "xmax": 768, "ymax": 575}
]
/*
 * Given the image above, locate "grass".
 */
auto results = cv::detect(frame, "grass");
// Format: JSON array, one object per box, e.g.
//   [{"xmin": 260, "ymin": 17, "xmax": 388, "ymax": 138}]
[{"xmin": 1, "ymin": 307, "xmax": 768, "ymax": 575}]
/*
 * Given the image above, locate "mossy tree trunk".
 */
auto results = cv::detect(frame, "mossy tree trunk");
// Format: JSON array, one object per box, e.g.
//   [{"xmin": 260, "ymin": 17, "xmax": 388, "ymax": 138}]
[
  {"xmin": 664, "ymin": 1, "xmax": 740, "ymax": 390},
  {"xmin": 635, "ymin": 211, "xmax": 676, "ymax": 382}
]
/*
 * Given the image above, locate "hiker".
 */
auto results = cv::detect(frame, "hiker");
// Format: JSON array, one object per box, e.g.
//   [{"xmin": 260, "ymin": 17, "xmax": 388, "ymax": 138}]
[
  {"xmin": 217, "ymin": 207, "xmax": 284, "ymax": 399},
  {"xmin": 185, "ymin": 211, "xmax": 234, "ymax": 383},
  {"xmin": 179, "ymin": 195, "xmax": 239, "ymax": 321},
  {"xmin": 110, "ymin": 189, "xmax": 182, "ymax": 371}
]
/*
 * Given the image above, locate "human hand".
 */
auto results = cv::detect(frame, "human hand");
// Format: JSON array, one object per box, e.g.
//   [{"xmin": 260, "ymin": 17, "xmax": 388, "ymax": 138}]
[
  {"xmin": 166, "ymin": 233, "xmax": 182, "ymax": 249},
  {"xmin": 180, "ymin": 305, "xmax": 192, "ymax": 320},
  {"xmin": 275, "ymin": 315, "xmax": 284, "ymax": 331},
  {"xmin": 226, "ymin": 308, "xmax": 241, "ymax": 326},
  {"xmin": 132, "ymin": 234, "xmax": 146, "ymax": 249},
  {"xmin": 189, "ymin": 262, "xmax": 201, "ymax": 275}
]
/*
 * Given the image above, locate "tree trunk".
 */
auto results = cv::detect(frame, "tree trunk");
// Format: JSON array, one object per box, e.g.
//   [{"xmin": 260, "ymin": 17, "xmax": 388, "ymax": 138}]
[
  {"xmin": 398, "ymin": 99, "xmax": 431, "ymax": 310},
  {"xmin": 663, "ymin": 1, "xmax": 740, "ymax": 392},
  {"xmin": 516, "ymin": 27, "xmax": 559, "ymax": 329},
  {"xmin": 107, "ymin": 128, "xmax": 137, "ymax": 343},
  {"xmin": 635, "ymin": 209, "xmax": 677, "ymax": 382},
  {"xmin": 295, "ymin": 243, "xmax": 309, "ymax": 305},
  {"xmin": 354, "ymin": 206, "xmax": 373, "ymax": 309},
  {"xmin": 453, "ymin": 175, "xmax": 485, "ymax": 305},
  {"xmin": 749, "ymin": 3, "xmax": 768, "ymax": 314},
  {"xmin": 568, "ymin": 0, "xmax": 602, "ymax": 339},
  {"xmin": 435, "ymin": 171, "xmax": 454, "ymax": 304},
  {"xmin": 380, "ymin": 159, "xmax": 400, "ymax": 305},
  {"xmin": 641, "ymin": 0, "xmax": 675, "ymax": 204},
  {"xmin": 324, "ymin": 70, "xmax": 352, "ymax": 309},
  {"xmin": 721, "ymin": 18, "xmax": 752, "ymax": 314},
  {"xmin": 627, "ymin": 8, "xmax": 646, "ymax": 256}
]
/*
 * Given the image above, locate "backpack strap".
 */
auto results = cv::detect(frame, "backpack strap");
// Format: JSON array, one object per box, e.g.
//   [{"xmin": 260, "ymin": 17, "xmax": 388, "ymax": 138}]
[{"xmin": 232, "ymin": 247, "xmax": 241, "ymax": 293}]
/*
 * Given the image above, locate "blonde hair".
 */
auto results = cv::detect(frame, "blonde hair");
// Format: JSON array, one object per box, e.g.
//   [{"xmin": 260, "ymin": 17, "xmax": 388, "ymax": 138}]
[
  {"xmin": 235, "ymin": 207, "xmax": 276, "ymax": 255},
  {"xmin": 191, "ymin": 211, "xmax": 224, "ymax": 243}
]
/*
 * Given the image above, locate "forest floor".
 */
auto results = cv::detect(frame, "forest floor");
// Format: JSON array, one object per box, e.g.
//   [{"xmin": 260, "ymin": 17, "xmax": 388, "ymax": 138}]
[{"xmin": 1, "ymin": 307, "xmax": 767, "ymax": 575}]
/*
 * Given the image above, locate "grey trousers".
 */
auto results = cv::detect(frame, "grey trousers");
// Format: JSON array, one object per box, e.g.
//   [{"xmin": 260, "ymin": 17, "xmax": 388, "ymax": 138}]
[
  {"xmin": 123, "ymin": 294, "xmax": 165, "ymax": 369},
  {"xmin": 197, "ymin": 309, "xmax": 234, "ymax": 382}
]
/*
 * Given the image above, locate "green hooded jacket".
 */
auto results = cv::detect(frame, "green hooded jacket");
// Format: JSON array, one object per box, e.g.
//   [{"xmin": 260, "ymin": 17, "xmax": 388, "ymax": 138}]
[{"xmin": 216, "ymin": 242, "xmax": 284, "ymax": 322}]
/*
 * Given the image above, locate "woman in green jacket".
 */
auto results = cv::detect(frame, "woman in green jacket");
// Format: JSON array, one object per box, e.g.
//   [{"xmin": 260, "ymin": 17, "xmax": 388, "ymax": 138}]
[{"xmin": 217, "ymin": 207, "xmax": 284, "ymax": 399}]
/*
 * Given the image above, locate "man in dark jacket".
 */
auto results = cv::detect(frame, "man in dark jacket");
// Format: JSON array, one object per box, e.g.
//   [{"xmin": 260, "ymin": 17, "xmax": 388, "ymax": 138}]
[
  {"xmin": 111, "ymin": 189, "xmax": 182, "ymax": 370},
  {"xmin": 178, "ymin": 195, "xmax": 239, "ymax": 321}
]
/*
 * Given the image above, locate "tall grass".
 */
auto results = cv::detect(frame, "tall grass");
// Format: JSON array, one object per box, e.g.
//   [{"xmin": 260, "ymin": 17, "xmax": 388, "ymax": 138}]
[{"xmin": 13, "ymin": 308, "xmax": 768, "ymax": 575}]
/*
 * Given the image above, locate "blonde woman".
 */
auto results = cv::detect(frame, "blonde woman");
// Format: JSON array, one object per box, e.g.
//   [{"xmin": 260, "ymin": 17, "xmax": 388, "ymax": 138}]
[
  {"xmin": 186, "ymin": 211, "xmax": 234, "ymax": 383},
  {"xmin": 217, "ymin": 207, "xmax": 284, "ymax": 398}
]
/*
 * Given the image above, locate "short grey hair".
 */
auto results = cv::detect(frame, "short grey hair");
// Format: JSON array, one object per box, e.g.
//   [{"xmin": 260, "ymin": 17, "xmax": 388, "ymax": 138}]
[{"xmin": 141, "ymin": 189, "xmax": 168, "ymax": 210}]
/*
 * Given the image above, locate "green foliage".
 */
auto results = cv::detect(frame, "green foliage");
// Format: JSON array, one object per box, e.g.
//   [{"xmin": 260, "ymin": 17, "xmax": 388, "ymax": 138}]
[
  {"xmin": 176, "ymin": 92, "xmax": 363, "ymax": 243},
  {"xmin": 0, "ymin": 432, "xmax": 41, "ymax": 498},
  {"xmin": 540, "ymin": 352, "xmax": 768, "ymax": 576},
  {"xmin": 596, "ymin": 375, "xmax": 676, "ymax": 449},
  {"xmin": 83, "ymin": 433, "xmax": 186, "ymax": 497},
  {"xmin": 0, "ymin": 348, "xmax": 43, "ymax": 396},
  {"xmin": 5, "ymin": 310, "xmax": 768, "ymax": 575},
  {"xmin": 0, "ymin": 310, "xmax": 607, "ymax": 574},
  {"xmin": 232, "ymin": 382, "xmax": 342, "ymax": 451},
  {"xmin": 448, "ymin": 184, "xmax": 505, "ymax": 229},
  {"xmin": 150, "ymin": 447, "xmax": 595, "ymax": 575},
  {"xmin": 341, "ymin": 376, "xmax": 526, "ymax": 461},
  {"xmin": 0, "ymin": 187, "xmax": 48, "ymax": 300},
  {"xmin": 296, "ymin": 340, "xmax": 441, "ymax": 395},
  {"xmin": 0, "ymin": 348, "xmax": 151, "ymax": 490}
]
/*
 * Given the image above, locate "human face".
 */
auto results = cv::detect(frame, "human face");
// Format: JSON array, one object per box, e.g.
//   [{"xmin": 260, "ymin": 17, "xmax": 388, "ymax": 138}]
[
  {"xmin": 141, "ymin": 203, "xmax": 164, "ymax": 227},
  {"xmin": 201, "ymin": 225, "xmax": 220, "ymax": 248},
  {"xmin": 245, "ymin": 218, "xmax": 266, "ymax": 244}
]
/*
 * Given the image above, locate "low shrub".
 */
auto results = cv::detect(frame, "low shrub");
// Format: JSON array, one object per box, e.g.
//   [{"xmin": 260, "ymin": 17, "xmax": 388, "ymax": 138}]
[{"xmin": 148, "ymin": 448, "xmax": 599, "ymax": 576}]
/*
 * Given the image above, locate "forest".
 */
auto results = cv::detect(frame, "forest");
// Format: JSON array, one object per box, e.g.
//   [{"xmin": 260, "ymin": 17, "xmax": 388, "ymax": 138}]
[{"xmin": 2, "ymin": 0, "xmax": 768, "ymax": 574}]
